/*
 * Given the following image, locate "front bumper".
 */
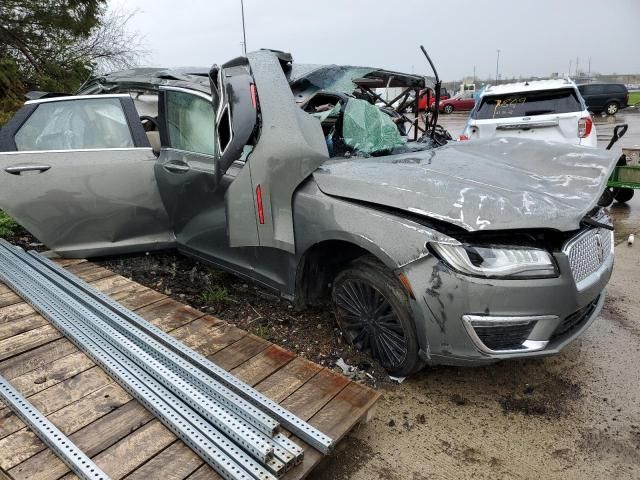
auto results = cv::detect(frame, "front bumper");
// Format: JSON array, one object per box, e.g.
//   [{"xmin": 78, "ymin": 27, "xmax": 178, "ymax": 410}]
[{"xmin": 400, "ymin": 242, "xmax": 613, "ymax": 366}]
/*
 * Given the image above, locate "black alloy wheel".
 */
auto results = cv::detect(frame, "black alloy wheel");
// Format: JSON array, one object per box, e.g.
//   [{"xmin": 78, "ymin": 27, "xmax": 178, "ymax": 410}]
[
  {"xmin": 332, "ymin": 256, "xmax": 422, "ymax": 376},
  {"xmin": 335, "ymin": 280, "xmax": 408, "ymax": 369}
]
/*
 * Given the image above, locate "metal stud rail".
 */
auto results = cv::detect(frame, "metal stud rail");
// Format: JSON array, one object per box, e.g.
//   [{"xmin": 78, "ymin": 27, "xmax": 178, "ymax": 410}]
[
  {"xmin": 23, "ymin": 245, "xmax": 334, "ymax": 454},
  {"xmin": 0, "ymin": 374, "xmax": 111, "ymax": 480},
  {"xmin": 19, "ymin": 248, "xmax": 281, "ymax": 440},
  {"xmin": 0, "ymin": 248, "xmax": 276, "ymax": 480},
  {"xmin": 0, "ymin": 240, "xmax": 326, "ymax": 479},
  {"xmin": 0, "ymin": 244, "xmax": 298, "ymax": 469}
]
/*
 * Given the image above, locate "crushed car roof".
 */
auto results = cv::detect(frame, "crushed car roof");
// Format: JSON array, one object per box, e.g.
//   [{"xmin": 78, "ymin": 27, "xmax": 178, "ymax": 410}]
[
  {"xmin": 76, "ymin": 63, "xmax": 432, "ymax": 100},
  {"xmin": 76, "ymin": 67, "xmax": 212, "ymax": 95}
]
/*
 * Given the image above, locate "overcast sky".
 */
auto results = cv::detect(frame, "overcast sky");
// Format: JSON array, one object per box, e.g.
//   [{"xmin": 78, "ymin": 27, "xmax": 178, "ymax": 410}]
[{"xmin": 110, "ymin": 0, "xmax": 640, "ymax": 81}]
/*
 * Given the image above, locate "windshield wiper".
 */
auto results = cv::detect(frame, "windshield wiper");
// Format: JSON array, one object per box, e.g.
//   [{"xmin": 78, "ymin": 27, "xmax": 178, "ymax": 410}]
[{"xmin": 581, "ymin": 216, "xmax": 614, "ymax": 231}]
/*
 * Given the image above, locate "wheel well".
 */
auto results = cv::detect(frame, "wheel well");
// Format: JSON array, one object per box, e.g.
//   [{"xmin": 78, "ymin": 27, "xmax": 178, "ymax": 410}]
[{"xmin": 296, "ymin": 240, "xmax": 370, "ymax": 306}]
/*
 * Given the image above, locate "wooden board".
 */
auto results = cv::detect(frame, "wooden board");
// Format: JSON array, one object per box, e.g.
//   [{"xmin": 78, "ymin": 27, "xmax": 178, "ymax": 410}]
[{"xmin": 0, "ymin": 260, "xmax": 380, "ymax": 479}]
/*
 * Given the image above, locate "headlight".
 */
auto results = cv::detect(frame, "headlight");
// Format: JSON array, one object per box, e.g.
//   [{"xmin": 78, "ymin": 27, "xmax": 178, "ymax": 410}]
[{"xmin": 430, "ymin": 241, "xmax": 558, "ymax": 279}]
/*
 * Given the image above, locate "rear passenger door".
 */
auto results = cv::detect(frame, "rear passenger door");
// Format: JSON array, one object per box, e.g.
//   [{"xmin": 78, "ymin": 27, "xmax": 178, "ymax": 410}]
[
  {"xmin": 584, "ymin": 85, "xmax": 605, "ymax": 111},
  {"xmin": 0, "ymin": 95, "xmax": 174, "ymax": 258}
]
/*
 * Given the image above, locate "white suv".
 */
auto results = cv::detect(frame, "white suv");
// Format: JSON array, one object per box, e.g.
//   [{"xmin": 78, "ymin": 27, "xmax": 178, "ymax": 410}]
[{"xmin": 463, "ymin": 79, "xmax": 597, "ymax": 147}]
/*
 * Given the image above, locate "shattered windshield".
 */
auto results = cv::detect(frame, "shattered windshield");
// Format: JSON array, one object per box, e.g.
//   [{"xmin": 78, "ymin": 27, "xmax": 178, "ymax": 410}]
[{"xmin": 293, "ymin": 66, "xmax": 378, "ymax": 95}]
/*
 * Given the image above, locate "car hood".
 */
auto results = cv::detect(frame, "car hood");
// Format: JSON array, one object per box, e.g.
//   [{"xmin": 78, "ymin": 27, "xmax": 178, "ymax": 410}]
[{"xmin": 312, "ymin": 137, "xmax": 619, "ymax": 232}]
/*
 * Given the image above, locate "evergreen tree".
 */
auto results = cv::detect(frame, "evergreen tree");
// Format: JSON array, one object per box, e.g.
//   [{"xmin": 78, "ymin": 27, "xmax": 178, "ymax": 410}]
[{"xmin": 0, "ymin": 0, "xmax": 105, "ymax": 92}]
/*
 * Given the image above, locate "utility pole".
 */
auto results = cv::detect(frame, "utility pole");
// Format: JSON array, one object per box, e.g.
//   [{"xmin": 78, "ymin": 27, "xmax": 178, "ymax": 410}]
[
  {"xmin": 240, "ymin": 0, "xmax": 247, "ymax": 55},
  {"xmin": 568, "ymin": 59, "xmax": 572, "ymax": 77},
  {"xmin": 576, "ymin": 56, "xmax": 579, "ymax": 77},
  {"xmin": 495, "ymin": 49, "xmax": 500, "ymax": 84},
  {"xmin": 473, "ymin": 65, "xmax": 476, "ymax": 84},
  {"xmin": 588, "ymin": 56, "xmax": 591, "ymax": 75}
]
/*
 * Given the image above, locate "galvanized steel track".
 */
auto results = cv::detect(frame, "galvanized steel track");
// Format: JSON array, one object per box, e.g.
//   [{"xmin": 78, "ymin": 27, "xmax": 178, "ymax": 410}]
[
  {"xmin": 0, "ymin": 374, "xmax": 111, "ymax": 480},
  {"xmin": 0, "ymin": 243, "xmax": 300, "ymax": 470},
  {"xmin": 22, "ymin": 245, "xmax": 333, "ymax": 454},
  {"xmin": 0, "ymin": 245, "xmax": 279, "ymax": 480}
]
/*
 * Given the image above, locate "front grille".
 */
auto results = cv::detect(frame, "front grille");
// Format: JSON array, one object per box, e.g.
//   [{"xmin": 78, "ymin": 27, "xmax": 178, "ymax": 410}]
[
  {"xmin": 474, "ymin": 322, "xmax": 536, "ymax": 351},
  {"xmin": 563, "ymin": 228, "xmax": 613, "ymax": 285},
  {"xmin": 551, "ymin": 296, "xmax": 600, "ymax": 339}
]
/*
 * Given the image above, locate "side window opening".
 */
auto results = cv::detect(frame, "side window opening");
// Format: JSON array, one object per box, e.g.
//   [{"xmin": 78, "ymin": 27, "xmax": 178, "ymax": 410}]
[
  {"xmin": 14, "ymin": 98, "xmax": 135, "ymax": 151},
  {"xmin": 165, "ymin": 90, "xmax": 216, "ymax": 156},
  {"xmin": 217, "ymin": 106, "xmax": 232, "ymax": 154},
  {"xmin": 585, "ymin": 85, "xmax": 604, "ymax": 95}
]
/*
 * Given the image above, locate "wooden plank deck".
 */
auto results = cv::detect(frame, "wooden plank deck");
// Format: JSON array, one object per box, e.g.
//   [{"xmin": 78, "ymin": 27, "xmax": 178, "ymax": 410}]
[{"xmin": 0, "ymin": 260, "xmax": 380, "ymax": 480}]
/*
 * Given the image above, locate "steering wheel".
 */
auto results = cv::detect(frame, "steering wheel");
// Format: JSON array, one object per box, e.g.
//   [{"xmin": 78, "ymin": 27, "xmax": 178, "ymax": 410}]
[{"xmin": 140, "ymin": 115, "xmax": 159, "ymax": 131}]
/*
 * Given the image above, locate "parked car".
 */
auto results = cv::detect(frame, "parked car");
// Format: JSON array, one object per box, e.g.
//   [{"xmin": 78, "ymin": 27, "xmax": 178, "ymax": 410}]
[
  {"xmin": 0, "ymin": 50, "xmax": 618, "ymax": 376},
  {"xmin": 463, "ymin": 79, "xmax": 597, "ymax": 147},
  {"xmin": 577, "ymin": 83, "xmax": 629, "ymax": 115},
  {"xmin": 439, "ymin": 91, "xmax": 475, "ymax": 113},
  {"xmin": 416, "ymin": 87, "xmax": 450, "ymax": 111}
]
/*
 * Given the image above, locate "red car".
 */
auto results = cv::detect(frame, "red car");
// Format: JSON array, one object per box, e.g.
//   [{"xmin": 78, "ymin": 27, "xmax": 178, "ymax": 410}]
[
  {"xmin": 416, "ymin": 87, "xmax": 450, "ymax": 111},
  {"xmin": 439, "ymin": 91, "xmax": 476, "ymax": 113}
]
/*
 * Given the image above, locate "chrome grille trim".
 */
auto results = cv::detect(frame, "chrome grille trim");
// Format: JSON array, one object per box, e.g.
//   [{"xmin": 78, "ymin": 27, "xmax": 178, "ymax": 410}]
[{"xmin": 563, "ymin": 228, "xmax": 614, "ymax": 286}]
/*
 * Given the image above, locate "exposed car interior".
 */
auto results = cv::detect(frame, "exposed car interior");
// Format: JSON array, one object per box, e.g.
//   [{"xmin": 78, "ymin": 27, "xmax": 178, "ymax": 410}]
[
  {"xmin": 301, "ymin": 90, "xmax": 437, "ymax": 158},
  {"xmin": 127, "ymin": 93, "xmax": 161, "ymax": 156}
]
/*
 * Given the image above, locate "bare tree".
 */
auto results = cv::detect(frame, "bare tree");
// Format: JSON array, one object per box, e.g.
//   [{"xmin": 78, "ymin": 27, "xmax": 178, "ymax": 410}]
[{"xmin": 69, "ymin": 7, "xmax": 149, "ymax": 75}]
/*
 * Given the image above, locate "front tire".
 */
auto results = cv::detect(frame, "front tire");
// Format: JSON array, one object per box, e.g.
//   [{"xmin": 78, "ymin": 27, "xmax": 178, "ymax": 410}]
[
  {"xmin": 443, "ymin": 104, "xmax": 454, "ymax": 114},
  {"xmin": 332, "ymin": 256, "xmax": 422, "ymax": 376},
  {"xmin": 606, "ymin": 102, "xmax": 619, "ymax": 115}
]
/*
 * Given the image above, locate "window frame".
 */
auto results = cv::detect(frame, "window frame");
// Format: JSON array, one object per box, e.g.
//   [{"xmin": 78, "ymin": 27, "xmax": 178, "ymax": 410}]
[
  {"xmin": 160, "ymin": 87, "xmax": 217, "ymax": 158},
  {"xmin": 1, "ymin": 94, "xmax": 149, "ymax": 153}
]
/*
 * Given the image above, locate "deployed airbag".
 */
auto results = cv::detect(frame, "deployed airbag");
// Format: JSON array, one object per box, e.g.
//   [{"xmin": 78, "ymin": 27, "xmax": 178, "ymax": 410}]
[{"xmin": 342, "ymin": 99, "xmax": 405, "ymax": 155}]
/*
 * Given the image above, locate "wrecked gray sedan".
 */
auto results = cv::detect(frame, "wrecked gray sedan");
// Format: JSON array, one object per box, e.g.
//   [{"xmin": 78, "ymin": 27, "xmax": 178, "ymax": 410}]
[{"xmin": 0, "ymin": 50, "xmax": 619, "ymax": 375}]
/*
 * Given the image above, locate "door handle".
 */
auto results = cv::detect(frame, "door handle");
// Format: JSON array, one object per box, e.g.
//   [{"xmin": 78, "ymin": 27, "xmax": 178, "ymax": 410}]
[
  {"xmin": 163, "ymin": 162, "xmax": 190, "ymax": 174},
  {"xmin": 4, "ymin": 165, "xmax": 51, "ymax": 175}
]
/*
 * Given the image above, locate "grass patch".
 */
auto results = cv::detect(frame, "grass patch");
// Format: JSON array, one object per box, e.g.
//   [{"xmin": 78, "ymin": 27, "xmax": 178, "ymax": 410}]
[
  {"xmin": 253, "ymin": 325, "xmax": 270, "ymax": 339},
  {"xmin": 201, "ymin": 285, "xmax": 229, "ymax": 305},
  {"xmin": 629, "ymin": 91, "xmax": 640, "ymax": 106},
  {"xmin": 0, "ymin": 210, "xmax": 18, "ymax": 238}
]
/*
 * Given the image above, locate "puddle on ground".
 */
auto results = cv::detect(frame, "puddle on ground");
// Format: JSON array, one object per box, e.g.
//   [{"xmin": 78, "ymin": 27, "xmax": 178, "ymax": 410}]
[{"xmin": 609, "ymin": 194, "xmax": 640, "ymax": 244}]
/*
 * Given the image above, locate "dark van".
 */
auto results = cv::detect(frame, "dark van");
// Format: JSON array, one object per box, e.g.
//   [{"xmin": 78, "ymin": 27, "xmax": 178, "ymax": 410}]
[{"xmin": 577, "ymin": 83, "xmax": 629, "ymax": 115}]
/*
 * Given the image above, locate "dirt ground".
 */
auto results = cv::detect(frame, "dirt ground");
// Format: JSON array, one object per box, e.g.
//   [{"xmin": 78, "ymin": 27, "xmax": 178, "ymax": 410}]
[{"xmin": 308, "ymin": 239, "xmax": 640, "ymax": 480}]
